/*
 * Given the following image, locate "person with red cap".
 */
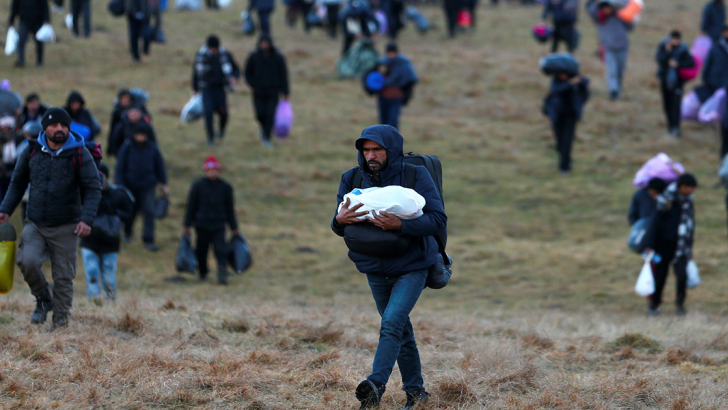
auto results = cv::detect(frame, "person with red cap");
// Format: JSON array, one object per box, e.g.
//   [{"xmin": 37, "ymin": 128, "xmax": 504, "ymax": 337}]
[{"xmin": 183, "ymin": 155, "xmax": 239, "ymax": 285}]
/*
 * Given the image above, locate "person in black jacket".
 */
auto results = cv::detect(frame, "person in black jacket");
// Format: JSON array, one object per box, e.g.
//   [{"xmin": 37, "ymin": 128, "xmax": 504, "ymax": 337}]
[
  {"xmin": 108, "ymin": 105, "xmax": 155, "ymax": 157},
  {"xmin": 542, "ymin": 70, "xmax": 590, "ymax": 174},
  {"xmin": 115, "ymin": 123, "xmax": 168, "ymax": 251},
  {"xmin": 245, "ymin": 34, "xmax": 290, "ymax": 148},
  {"xmin": 65, "ymin": 91, "xmax": 101, "ymax": 141},
  {"xmin": 126, "ymin": 0, "xmax": 154, "ymax": 62},
  {"xmin": 17, "ymin": 93, "xmax": 48, "ymax": 132},
  {"xmin": 7, "ymin": 0, "xmax": 50, "ymax": 67},
  {"xmin": 656, "ymin": 31, "xmax": 696, "ymax": 137},
  {"xmin": 702, "ymin": 0, "xmax": 726, "ymax": 42},
  {"xmin": 541, "ymin": 0, "xmax": 579, "ymax": 53},
  {"xmin": 0, "ymin": 108, "xmax": 102, "ymax": 329},
  {"xmin": 649, "ymin": 174, "xmax": 698, "ymax": 317},
  {"xmin": 183, "ymin": 156, "xmax": 238, "ymax": 285},
  {"xmin": 628, "ymin": 178, "xmax": 667, "ymax": 226},
  {"xmin": 341, "ymin": 1, "xmax": 378, "ymax": 55},
  {"xmin": 80, "ymin": 164, "xmax": 134, "ymax": 301},
  {"xmin": 192, "ymin": 35, "xmax": 241, "ymax": 146}
]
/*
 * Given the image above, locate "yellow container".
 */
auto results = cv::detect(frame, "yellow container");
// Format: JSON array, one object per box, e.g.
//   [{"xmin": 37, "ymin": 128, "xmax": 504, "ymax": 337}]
[{"xmin": 0, "ymin": 241, "xmax": 15, "ymax": 294}]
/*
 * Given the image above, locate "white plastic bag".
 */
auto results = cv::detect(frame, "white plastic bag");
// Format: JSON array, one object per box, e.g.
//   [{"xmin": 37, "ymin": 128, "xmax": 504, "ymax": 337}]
[
  {"xmin": 65, "ymin": 13, "xmax": 73, "ymax": 30},
  {"xmin": 180, "ymin": 94, "xmax": 204, "ymax": 124},
  {"xmin": 217, "ymin": 0, "xmax": 232, "ymax": 7},
  {"xmin": 686, "ymin": 260, "xmax": 700, "ymax": 289},
  {"xmin": 35, "ymin": 24, "xmax": 56, "ymax": 43},
  {"xmin": 5, "ymin": 27, "xmax": 19, "ymax": 56},
  {"xmin": 338, "ymin": 186, "xmax": 426, "ymax": 220},
  {"xmin": 698, "ymin": 88, "xmax": 726, "ymax": 124},
  {"xmin": 635, "ymin": 252, "xmax": 655, "ymax": 297}
]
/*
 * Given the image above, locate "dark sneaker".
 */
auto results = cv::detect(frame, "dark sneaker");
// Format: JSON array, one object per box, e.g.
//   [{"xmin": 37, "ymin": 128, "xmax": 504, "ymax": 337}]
[
  {"xmin": 675, "ymin": 306, "xmax": 687, "ymax": 316},
  {"xmin": 647, "ymin": 307, "xmax": 661, "ymax": 317},
  {"xmin": 356, "ymin": 380, "xmax": 385, "ymax": 409},
  {"xmin": 51, "ymin": 313, "xmax": 69, "ymax": 330},
  {"xmin": 402, "ymin": 390, "xmax": 430, "ymax": 410},
  {"xmin": 144, "ymin": 242, "xmax": 159, "ymax": 252},
  {"xmin": 669, "ymin": 127, "xmax": 681, "ymax": 137},
  {"xmin": 30, "ymin": 296, "xmax": 53, "ymax": 324}
]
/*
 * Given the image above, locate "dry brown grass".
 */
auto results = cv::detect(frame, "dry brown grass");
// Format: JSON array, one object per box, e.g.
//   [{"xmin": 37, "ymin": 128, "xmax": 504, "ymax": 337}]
[{"xmin": 0, "ymin": 0, "xmax": 728, "ymax": 407}]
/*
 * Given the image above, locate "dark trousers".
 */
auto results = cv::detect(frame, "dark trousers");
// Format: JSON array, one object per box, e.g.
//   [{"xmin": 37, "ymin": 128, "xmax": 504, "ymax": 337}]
[
  {"xmin": 258, "ymin": 8, "xmax": 273, "ymax": 36},
  {"xmin": 388, "ymin": 1, "xmax": 405, "ymax": 38},
  {"xmin": 301, "ymin": 1, "xmax": 313, "ymax": 32},
  {"xmin": 444, "ymin": 6, "xmax": 459, "ymax": 38},
  {"xmin": 552, "ymin": 24, "xmax": 577, "ymax": 52},
  {"xmin": 125, "ymin": 187, "xmax": 155, "ymax": 244},
  {"xmin": 342, "ymin": 33, "xmax": 355, "ymax": 55},
  {"xmin": 202, "ymin": 87, "xmax": 228, "ymax": 141},
  {"xmin": 552, "ymin": 115, "xmax": 576, "ymax": 172},
  {"xmin": 378, "ymin": 97, "xmax": 403, "ymax": 130},
  {"xmin": 721, "ymin": 124, "xmax": 728, "ymax": 159},
  {"xmin": 71, "ymin": 0, "xmax": 91, "ymax": 37},
  {"xmin": 465, "ymin": 0, "xmax": 477, "ymax": 28},
  {"xmin": 195, "ymin": 228, "xmax": 228, "ymax": 280},
  {"xmin": 651, "ymin": 241, "xmax": 687, "ymax": 309},
  {"xmin": 326, "ymin": 4, "xmax": 340, "ymax": 37},
  {"xmin": 16, "ymin": 21, "xmax": 44, "ymax": 66},
  {"xmin": 253, "ymin": 94, "xmax": 279, "ymax": 140},
  {"xmin": 205, "ymin": 0, "xmax": 218, "ymax": 8},
  {"xmin": 127, "ymin": 18, "xmax": 151, "ymax": 61},
  {"xmin": 660, "ymin": 82, "xmax": 683, "ymax": 131}
]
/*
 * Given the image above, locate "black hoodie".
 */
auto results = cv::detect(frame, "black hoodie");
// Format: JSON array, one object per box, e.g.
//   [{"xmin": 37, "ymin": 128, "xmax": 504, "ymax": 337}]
[
  {"xmin": 244, "ymin": 35, "xmax": 290, "ymax": 97},
  {"xmin": 65, "ymin": 91, "xmax": 101, "ymax": 141},
  {"xmin": 8, "ymin": 0, "xmax": 49, "ymax": 30}
]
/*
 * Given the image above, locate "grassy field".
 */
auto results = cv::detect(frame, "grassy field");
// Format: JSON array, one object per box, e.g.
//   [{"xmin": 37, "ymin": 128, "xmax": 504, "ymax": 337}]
[{"xmin": 1, "ymin": 0, "xmax": 728, "ymax": 408}]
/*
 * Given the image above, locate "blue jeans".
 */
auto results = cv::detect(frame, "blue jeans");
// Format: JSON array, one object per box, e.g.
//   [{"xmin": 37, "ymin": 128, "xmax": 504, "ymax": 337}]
[
  {"xmin": 378, "ymin": 97, "xmax": 403, "ymax": 130},
  {"xmin": 81, "ymin": 248, "xmax": 118, "ymax": 300},
  {"xmin": 366, "ymin": 269, "xmax": 427, "ymax": 392}
]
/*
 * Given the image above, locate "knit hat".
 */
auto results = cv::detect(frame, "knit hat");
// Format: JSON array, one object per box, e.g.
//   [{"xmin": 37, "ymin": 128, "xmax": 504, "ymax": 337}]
[
  {"xmin": 41, "ymin": 108, "xmax": 72, "ymax": 130},
  {"xmin": 133, "ymin": 122, "xmax": 153, "ymax": 137},
  {"xmin": 207, "ymin": 35, "xmax": 220, "ymax": 49},
  {"xmin": 203, "ymin": 155, "xmax": 222, "ymax": 171}
]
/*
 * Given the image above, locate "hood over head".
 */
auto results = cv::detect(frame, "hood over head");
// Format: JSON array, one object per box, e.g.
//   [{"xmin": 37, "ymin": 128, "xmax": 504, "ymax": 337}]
[
  {"xmin": 355, "ymin": 125, "xmax": 404, "ymax": 178},
  {"xmin": 66, "ymin": 91, "xmax": 86, "ymax": 108},
  {"xmin": 257, "ymin": 33, "xmax": 275, "ymax": 50}
]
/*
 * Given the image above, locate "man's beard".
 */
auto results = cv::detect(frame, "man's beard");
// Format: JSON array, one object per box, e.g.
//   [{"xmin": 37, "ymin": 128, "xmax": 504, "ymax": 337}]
[
  {"xmin": 49, "ymin": 131, "xmax": 69, "ymax": 144},
  {"xmin": 367, "ymin": 160, "xmax": 386, "ymax": 173}
]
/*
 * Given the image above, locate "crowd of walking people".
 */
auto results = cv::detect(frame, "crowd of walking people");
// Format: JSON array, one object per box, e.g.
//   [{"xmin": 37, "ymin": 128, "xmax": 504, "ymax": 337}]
[{"xmin": 1, "ymin": 0, "xmax": 728, "ymax": 409}]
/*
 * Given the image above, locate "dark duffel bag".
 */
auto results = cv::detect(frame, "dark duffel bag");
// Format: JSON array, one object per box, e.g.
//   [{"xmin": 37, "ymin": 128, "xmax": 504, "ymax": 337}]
[
  {"xmin": 426, "ymin": 253, "xmax": 453, "ymax": 289},
  {"xmin": 227, "ymin": 233, "xmax": 252, "ymax": 273},
  {"xmin": 344, "ymin": 223, "xmax": 412, "ymax": 258},
  {"xmin": 154, "ymin": 197, "xmax": 169, "ymax": 219},
  {"xmin": 108, "ymin": 0, "xmax": 125, "ymax": 17},
  {"xmin": 175, "ymin": 234, "xmax": 197, "ymax": 273},
  {"xmin": 539, "ymin": 53, "xmax": 579, "ymax": 77}
]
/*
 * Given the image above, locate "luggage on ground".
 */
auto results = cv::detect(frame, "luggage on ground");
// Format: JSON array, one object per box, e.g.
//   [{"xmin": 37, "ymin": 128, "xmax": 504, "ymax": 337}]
[
  {"xmin": 181, "ymin": 94, "xmax": 204, "ymax": 123},
  {"xmin": 175, "ymin": 234, "xmax": 198, "ymax": 273},
  {"xmin": 681, "ymin": 90, "xmax": 701, "ymax": 121},
  {"xmin": 633, "ymin": 153, "xmax": 685, "ymax": 188},
  {"xmin": 698, "ymin": 88, "xmax": 726, "ymax": 124},
  {"xmin": 0, "ymin": 224, "xmax": 16, "ymax": 295},
  {"xmin": 108, "ymin": 0, "xmax": 126, "ymax": 16},
  {"xmin": 35, "ymin": 24, "xmax": 56, "ymax": 43},
  {"xmin": 274, "ymin": 100, "xmax": 294, "ymax": 139},
  {"xmin": 154, "ymin": 197, "xmax": 169, "ymax": 219},
  {"xmin": 539, "ymin": 53, "xmax": 579, "ymax": 77},
  {"xmin": 5, "ymin": 27, "xmax": 18, "ymax": 56},
  {"xmin": 635, "ymin": 252, "xmax": 655, "ymax": 297},
  {"xmin": 227, "ymin": 233, "xmax": 252, "ymax": 273}
]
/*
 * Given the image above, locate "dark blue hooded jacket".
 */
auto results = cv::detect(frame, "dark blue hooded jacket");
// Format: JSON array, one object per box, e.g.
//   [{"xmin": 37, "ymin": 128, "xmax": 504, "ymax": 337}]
[
  {"xmin": 331, "ymin": 125, "xmax": 447, "ymax": 276},
  {"xmin": 542, "ymin": 0, "xmax": 578, "ymax": 25},
  {"xmin": 702, "ymin": 38, "xmax": 728, "ymax": 92},
  {"xmin": 380, "ymin": 55, "xmax": 418, "ymax": 89},
  {"xmin": 115, "ymin": 139, "xmax": 167, "ymax": 191},
  {"xmin": 702, "ymin": 1, "xmax": 726, "ymax": 42}
]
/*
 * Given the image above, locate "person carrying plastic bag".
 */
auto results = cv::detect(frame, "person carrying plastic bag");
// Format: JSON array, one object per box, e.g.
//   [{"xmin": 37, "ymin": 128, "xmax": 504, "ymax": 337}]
[
  {"xmin": 274, "ymin": 99, "xmax": 294, "ymax": 138},
  {"xmin": 7, "ymin": 0, "xmax": 50, "ymax": 67},
  {"xmin": 655, "ymin": 30, "xmax": 696, "ymax": 137}
]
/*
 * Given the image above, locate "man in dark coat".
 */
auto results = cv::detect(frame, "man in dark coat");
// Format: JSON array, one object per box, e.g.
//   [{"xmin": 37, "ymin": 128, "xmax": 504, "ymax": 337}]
[
  {"xmin": 702, "ymin": 0, "xmax": 726, "ymax": 42},
  {"xmin": 542, "ymin": 71, "xmax": 590, "ymax": 173},
  {"xmin": 107, "ymin": 105, "xmax": 156, "ymax": 157},
  {"xmin": 700, "ymin": 25, "xmax": 728, "ymax": 101},
  {"xmin": 655, "ymin": 30, "xmax": 696, "ymax": 137},
  {"xmin": 376, "ymin": 42, "xmax": 418, "ymax": 131},
  {"xmin": 332, "ymin": 125, "xmax": 446, "ymax": 410},
  {"xmin": 7, "ymin": 0, "xmax": 50, "ymax": 67},
  {"xmin": 249, "ymin": 0, "xmax": 276, "ymax": 35},
  {"xmin": 64, "ymin": 91, "xmax": 101, "ymax": 141},
  {"xmin": 192, "ymin": 35, "xmax": 240, "ymax": 146},
  {"xmin": 0, "ymin": 108, "xmax": 102, "ymax": 329},
  {"xmin": 183, "ymin": 156, "xmax": 239, "ymax": 285},
  {"xmin": 17, "ymin": 93, "xmax": 48, "ymax": 131},
  {"xmin": 115, "ymin": 123, "xmax": 168, "ymax": 251},
  {"xmin": 542, "ymin": 0, "xmax": 579, "ymax": 52},
  {"xmin": 245, "ymin": 34, "xmax": 290, "ymax": 148},
  {"xmin": 126, "ymin": 0, "xmax": 154, "ymax": 61},
  {"xmin": 649, "ymin": 174, "xmax": 698, "ymax": 317}
]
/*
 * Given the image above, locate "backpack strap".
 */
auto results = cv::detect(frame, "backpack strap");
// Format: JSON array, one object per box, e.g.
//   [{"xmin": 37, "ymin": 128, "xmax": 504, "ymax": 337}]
[
  {"xmin": 404, "ymin": 163, "xmax": 416, "ymax": 189},
  {"xmin": 351, "ymin": 168, "xmax": 363, "ymax": 189},
  {"xmin": 72, "ymin": 147, "xmax": 83, "ymax": 169}
]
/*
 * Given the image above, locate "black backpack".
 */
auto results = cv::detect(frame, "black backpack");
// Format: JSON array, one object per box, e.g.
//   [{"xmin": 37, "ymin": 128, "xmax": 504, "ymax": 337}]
[{"xmin": 350, "ymin": 152, "xmax": 447, "ymax": 260}]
